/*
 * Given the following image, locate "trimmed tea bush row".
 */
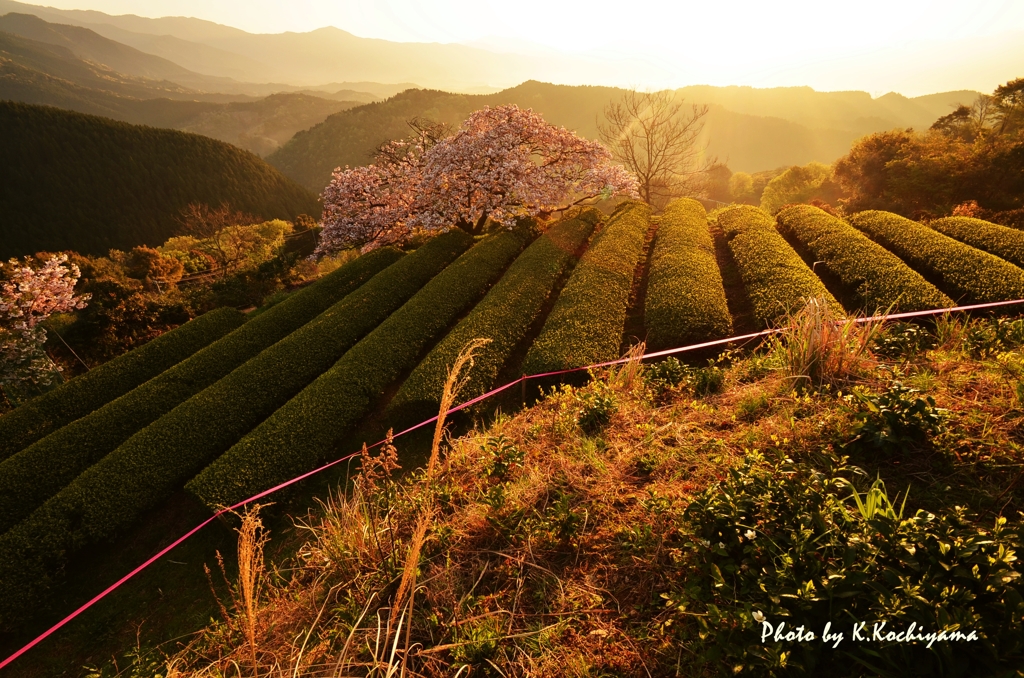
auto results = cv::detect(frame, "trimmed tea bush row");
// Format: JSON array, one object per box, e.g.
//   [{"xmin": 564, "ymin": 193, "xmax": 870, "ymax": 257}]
[
  {"xmin": 0, "ymin": 237, "xmax": 468, "ymax": 627},
  {"xmin": 0, "ymin": 248, "xmax": 403, "ymax": 535},
  {"xmin": 776, "ymin": 205, "xmax": 953, "ymax": 313},
  {"xmin": 644, "ymin": 198, "xmax": 732, "ymax": 349},
  {"xmin": 718, "ymin": 205, "xmax": 842, "ymax": 325},
  {"xmin": 521, "ymin": 200, "xmax": 650, "ymax": 373},
  {"xmin": 186, "ymin": 227, "xmax": 533, "ymax": 511},
  {"xmin": 928, "ymin": 216, "xmax": 1024, "ymax": 270},
  {"xmin": 0, "ymin": 307, "xmax": 245, "ymax": 462},
  {"xmin": 388, "ymin": 209, "xmax": 601, "ymax": 420},
  {"xmin": 849, "ymin": 210, "xmax": 1024, "ymax": 303}
]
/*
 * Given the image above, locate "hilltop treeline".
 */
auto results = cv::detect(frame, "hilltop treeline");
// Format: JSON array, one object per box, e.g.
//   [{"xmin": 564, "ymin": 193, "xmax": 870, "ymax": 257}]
[
  {"xmin": 0, "ymin": 101, "xmax": 319, "ymax": 259},
  {"xmin": 834, "ymin": 78, "xmax": 1024, "ymax": 222}
]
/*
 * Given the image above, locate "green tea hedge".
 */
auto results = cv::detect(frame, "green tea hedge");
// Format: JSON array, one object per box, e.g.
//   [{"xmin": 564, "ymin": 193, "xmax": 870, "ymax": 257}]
[
  {"xmin": 0, "ymin": 248, "xmax": 402, "ymax": 537},
  {"xmin": 929, "ymin": 216, "xmax": 1024, "ymax": 269},
  {"xmin": 388, "ymin": 210, "xmax": 600, "ymax": 420},
  {"xmin": 644, "ymin": 198, "xmax": 732, "ymax": 349},
  {"xmin": 186, "ymin": 227, "xmax": 532, "ymax": 511},
  {"xmin": 521, "ymin": 200, "xmax": 649, "ymax": 373},
  {"xmin": 0, "ymin": 239, "xmax": 474, "ymax": 627},
  {"xmin": 0, "ymin": 307, "xmax": 244, "ymax": 462},
  {"xmin": 777, "ymin": 205, "xmax": 953, "ymax": 313},
  {"xmin": 718, "ymin": 205, "xmax": 842, "ymax": 325},
  {"xmin": 849, "ymin": 210, "xmax": 1024, "ymax": 303}
]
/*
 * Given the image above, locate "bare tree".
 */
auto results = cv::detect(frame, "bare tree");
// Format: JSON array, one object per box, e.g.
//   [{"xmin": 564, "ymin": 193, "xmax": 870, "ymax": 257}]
[{"xmin": 598, "ymin": 89, "xmax": 715, "ymax": 207}]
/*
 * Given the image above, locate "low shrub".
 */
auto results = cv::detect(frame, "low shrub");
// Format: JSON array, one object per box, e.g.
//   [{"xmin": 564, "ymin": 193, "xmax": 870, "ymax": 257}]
[
  {"xmin": 849, "ymin": 210, "xmax": 1024, "ymax": 303},
  {"xmin": 576, "ymin": 380, "xmax": 618, "ymax": 435},
  {"xmin": 928, "ymin": 216, "xmax": 1024, "ymax": 270},
  {"xmin": 963, "ymin": 317, "xmax": 1024, "ymax": 359},
  {"xmin": 644, "ymin": 198, "xmax": 733, "ymax": 349},
  {"xmin": 847, "ymin": 381, "xmax": 946, "ymax": 454},
  {"xmin": 718, "ymin": 205, "xmax": 842, "ymax": 326},
  {"xmin": 521, "ymin": 200, "xmax": 649, "ymax": 373},
  {"xmin": 0, "ymin": 248, "xmax": 403, "ymax": 535},
  {"xmin": 185, "ymin": 227, "xmax": 532, "ymax": 511},
  {"xmin": 777, "ymin": 205, "xmax": 953, "ymax": 313},
  {"xmin": 643, "ymin": 356, "xmax": 725, "ymax": 398},
  {"xmin": 0, "ymin": 307, "xmax": 244, "ymax": 461},
  {"xmin": 668, "ymin": 451, "xmax": 1024, "ymax": 676},
  {"xmin": 387, "ymin": 210, "xmax": 600, "ymax": 420},
  {"xmin": 871, "ymin": 322, "xmax": 937, "ymax": 359}
]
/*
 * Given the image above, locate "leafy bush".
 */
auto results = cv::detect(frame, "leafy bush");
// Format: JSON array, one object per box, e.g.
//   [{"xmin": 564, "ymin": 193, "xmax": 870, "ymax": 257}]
[
  {"xmin": 522, "ymin": 200, "xmax": 649, "ymax": 373},
  {"xmin": 643, "ymin": 356, "xmax": 724, "ymax": 398},
  {"xmin": 718, "ymin": 205, "xmax": 842, "ymax": 326},
  {"xmin": 644, "ymin": 198, "xmax": 733, "ymax": 350},
  {"xmin": 185, "ymin": 227, "xmax": 532, "ymax": 511},
  {"xmin": 645, "ymin": 357, "xmax": 689, "ymax": 390},
  {"xmin": 0, "ymin": 307, "xmax": 243, "ymax": 462},
  {"xmin": 576, "ymin": 380, "xmax": 618, "ymax": 435},
  {"xmin": 387, "ymin": 210, "xmax": 600, "ymax": 420},
  {"xmin": 0, "ymin": 248, "xmax": 403, "ymax": 536},
  {"xmin": 963, "ymin": 317, "xmax": 1024, "ymax": 359},
  {"xmin": 777, "ymin": 205, "xmax": 953, "ymax": 313},
  {"xmin": 689, "ymin": 364, "xmax": 726, "ymax": 397},
  {"xmin": 871, "ymin": 322, "xmax": 937, "ymax": 359},
  {"xmin": 849, "ymin": 211, "xmax": 1024, "ymax": 303},
  {"xmin": 847, "ymin": 382, "xmax": 946, "ymax": 453},
  {"xmin": 669, "ymin": 452, "xmax": 1024, "ymax": 676},
  {"xmin": 928, "ymin": 216, "xmax": 1024, "ymax": 269}
]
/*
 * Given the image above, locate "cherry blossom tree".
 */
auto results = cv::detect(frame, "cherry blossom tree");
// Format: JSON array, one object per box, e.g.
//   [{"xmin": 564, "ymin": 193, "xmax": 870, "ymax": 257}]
[
  {"xmin": 316, "ymin": 105, "xmax": 638, "ymax": 255},
  {"xmin": 1, "ymin": 254, "xmax": 90, "ymax": 390},
  {"xmin": 318, "ymin": 119, "xmax": 450, "ymax": 254}
]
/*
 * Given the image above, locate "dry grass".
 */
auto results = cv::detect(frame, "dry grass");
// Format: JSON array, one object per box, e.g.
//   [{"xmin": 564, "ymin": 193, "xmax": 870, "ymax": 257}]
[
  {"xmin": 769, "ymin": 296, "xmax": 880, "ymax": 390},
  {"xmin": 155, "ymin": 314, "xmax": 1024, "ymax": 677}
]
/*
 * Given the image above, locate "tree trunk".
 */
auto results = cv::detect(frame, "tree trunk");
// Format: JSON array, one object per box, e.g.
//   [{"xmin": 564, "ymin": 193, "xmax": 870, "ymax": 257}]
[{"xmin": 455, "ymin": 214, "xmax": 490, "ymax": 235}]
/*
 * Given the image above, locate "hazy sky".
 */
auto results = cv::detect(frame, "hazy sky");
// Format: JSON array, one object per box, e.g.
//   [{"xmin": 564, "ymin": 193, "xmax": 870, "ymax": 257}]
[{"xmin": 33, "ymin": 0, "xmax": 1024, "ymax": 94}]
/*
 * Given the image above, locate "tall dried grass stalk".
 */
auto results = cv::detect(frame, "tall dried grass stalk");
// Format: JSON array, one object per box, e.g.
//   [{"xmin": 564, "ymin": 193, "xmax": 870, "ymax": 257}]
[
  {"xmin": 611, "ymin": 341, "xmax": 646, "ymax": 390},
  {"xmin": 428, "ymin": 338, "xmax": 491, "ymax": 478},
  {"xmin": 774, "ymin": 296, "xmax": 880, "ymax": 389},
  {"xmin": 236, "ymin": 504, "xmax": 270, "ymax": 674}
]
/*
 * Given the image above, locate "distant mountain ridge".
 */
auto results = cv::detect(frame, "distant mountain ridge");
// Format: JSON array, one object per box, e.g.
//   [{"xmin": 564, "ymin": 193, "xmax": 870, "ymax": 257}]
[
  {"xmin": 2, "ymin": 0, "xmax": 1018, "ymax": 97},
  {"xmin": 0, "ymin": 101, "xmax": 319, "ymax": 258}
]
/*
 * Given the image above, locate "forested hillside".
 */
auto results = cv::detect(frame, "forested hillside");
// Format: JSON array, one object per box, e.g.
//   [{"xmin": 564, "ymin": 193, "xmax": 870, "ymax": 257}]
[
  {"xmin": 0, "ymin": 101, "xmax": 319, "ymax": 258},
  {"xmin": 268, "ymin": 81, "xmax": 979, "ymax": 193}
]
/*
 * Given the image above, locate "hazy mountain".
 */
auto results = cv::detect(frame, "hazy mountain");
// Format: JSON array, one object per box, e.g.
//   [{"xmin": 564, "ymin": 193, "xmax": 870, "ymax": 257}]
[
  {"xmin": 268, "ymin": 81, "xmax": 982, "ymax": 194},
  {"xmin": 0, "ymin": 30, "xmax": 204, "ymax": 101},
  {"xmin": 0, "ymin": 12, "xmax": 248, "ymax": 93},
  {"xmin": 0, "ymin": 100, "xmax": 319, "ymax": 258},
  {"xmin": 0, "ymin": 0, "xmax": 594, "ymax": 89},
  {"xmin": 167, "ymin": 93, "xmax": 364, "ymax": 156},
  {"xmin": 0, "ymin": 16, "xmax": 369, "ymax": 156}
]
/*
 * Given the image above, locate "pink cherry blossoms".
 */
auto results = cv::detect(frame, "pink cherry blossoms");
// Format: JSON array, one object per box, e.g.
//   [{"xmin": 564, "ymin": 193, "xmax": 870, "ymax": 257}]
[
  {"xmin": 317, "ymin": 105, "xmax": 638, "ymax": 255},
  {"xmin": 1, "ymin": 254, "xmax": 90, "ymax": 388}
]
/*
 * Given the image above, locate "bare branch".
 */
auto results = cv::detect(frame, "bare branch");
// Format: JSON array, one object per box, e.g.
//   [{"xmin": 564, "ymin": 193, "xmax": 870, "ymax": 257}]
[{"xmin": 598, "ymin": 89, "xmax": 716, "ymax": 207}]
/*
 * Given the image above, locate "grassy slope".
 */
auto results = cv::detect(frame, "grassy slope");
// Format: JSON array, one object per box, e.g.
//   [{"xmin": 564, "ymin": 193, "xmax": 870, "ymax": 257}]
[
  {"xmin": 0, "ymin": 100, "xmax": 319, "ymax": 258},
  {"xmin": 151, "ymin": 311, "xmax": 1024, "ymax": 676}
]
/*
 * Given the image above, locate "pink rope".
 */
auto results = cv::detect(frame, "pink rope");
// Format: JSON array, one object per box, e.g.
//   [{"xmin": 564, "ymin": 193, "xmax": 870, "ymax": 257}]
[{"xmin": 3, "ymin": 297, "xmax": 1022, "ymax": 670}]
